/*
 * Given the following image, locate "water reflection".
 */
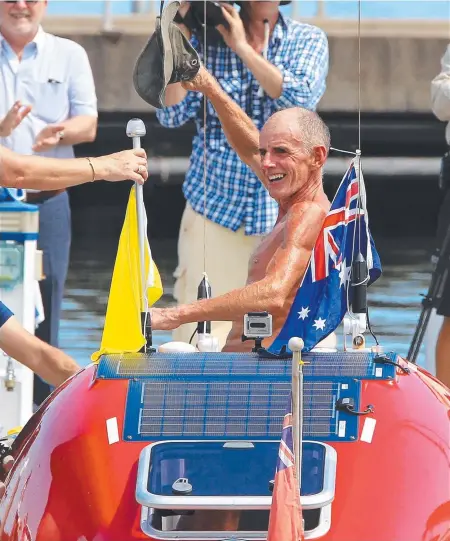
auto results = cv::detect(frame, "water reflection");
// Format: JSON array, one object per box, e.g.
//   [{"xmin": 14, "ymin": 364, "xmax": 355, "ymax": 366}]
[{"xmin": 60, "ymin": 232, "xmax": 434, "ymax": 368}]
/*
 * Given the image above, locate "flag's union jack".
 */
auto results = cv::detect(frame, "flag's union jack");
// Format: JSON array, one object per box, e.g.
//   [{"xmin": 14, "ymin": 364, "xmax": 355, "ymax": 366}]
[
  {"xmin": 277, "ymin": 412, "xmax": 295, "ymax": 471},
  {"xmin": 311, "ymin": 176, "xmax": 360, "ymax": 282}
]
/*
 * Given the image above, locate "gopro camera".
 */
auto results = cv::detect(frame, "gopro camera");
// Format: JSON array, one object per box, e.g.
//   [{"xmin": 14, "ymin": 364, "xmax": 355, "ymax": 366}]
[{"xmin": 243, "ymin": 312, "xmax": 272, "ymax": 339}]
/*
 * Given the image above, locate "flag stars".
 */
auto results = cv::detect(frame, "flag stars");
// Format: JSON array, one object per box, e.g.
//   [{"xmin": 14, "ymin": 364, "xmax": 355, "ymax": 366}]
[
  {"xmin": 298, "ymin": 306, "xmax": 310, "ymax": 320},
  {"xmin": 313, "ymin": 318, "xmax": 326, "ymax": 331},
  {"xmin": 338, "ymin": 258, "xmax": 351, "ymax": 288}
]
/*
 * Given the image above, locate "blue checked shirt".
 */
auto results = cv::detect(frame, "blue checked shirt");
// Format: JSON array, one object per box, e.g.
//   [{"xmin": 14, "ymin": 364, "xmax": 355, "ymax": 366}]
[{"xmin": 156, "ymin": 14, "xmax": 329, "ymax": 236}]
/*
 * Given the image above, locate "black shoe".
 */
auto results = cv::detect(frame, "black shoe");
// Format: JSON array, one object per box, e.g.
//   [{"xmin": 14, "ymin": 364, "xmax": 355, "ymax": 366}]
[{"xmin": 133, "ymin": 0, "xmax": 200, "ymax": 109}]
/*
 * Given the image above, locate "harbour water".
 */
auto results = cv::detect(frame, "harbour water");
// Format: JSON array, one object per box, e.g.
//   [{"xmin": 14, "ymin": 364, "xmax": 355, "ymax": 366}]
[
  {"xmin": 61, "ymin": 205, "xmax": 435, "ymax": 369},
  {"xmin": 46, "ymin": 0, "xmax": 450, "ymax": 20}
]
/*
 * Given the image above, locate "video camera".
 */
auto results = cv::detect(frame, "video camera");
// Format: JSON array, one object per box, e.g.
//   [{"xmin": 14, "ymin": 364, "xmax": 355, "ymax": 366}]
[
  {"xmin": 182, "ymin": 1, "xmax": 292, "ymax": 31},
  {"xmin": 187, "ymin": 1, "xmax": 232, "ymax": 29}
]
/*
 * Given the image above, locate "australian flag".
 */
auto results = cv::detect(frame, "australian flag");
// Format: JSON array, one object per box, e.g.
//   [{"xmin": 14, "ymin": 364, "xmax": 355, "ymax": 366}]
[
  {"xmin": 267, "ymin": 393, "xmax": 304, "ymax": 541},
  {"xmin": 269, "ymin": 158, "xmax": 382, "ymax": 354}
]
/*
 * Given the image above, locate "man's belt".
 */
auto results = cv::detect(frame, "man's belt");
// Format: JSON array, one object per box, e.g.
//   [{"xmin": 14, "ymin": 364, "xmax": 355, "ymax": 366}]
[{"xmin": 26, "ymin": 189, "xmax": 66, "ymax": 204}]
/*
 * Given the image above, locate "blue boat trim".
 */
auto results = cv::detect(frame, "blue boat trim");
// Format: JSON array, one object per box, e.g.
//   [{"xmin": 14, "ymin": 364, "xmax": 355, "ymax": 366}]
[
  {"xmin": 0, "ymin": 233, "xmax": 38, "ymax": 241},
  {"xmin": 0, "ymin": 202, "xmax": 38, "ymax": 212}
]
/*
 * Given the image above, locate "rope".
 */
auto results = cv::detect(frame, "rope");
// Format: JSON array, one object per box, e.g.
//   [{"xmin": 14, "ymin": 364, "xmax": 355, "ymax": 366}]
[
  {"xmin": 330, "ymin": 147, "xmax": 357, "ymax": 156},
  {"xmin": 202, "ymin": 0, "xmax": 208, "ymax": 276},
  {"xmin": 358, "ymin": 0, "xmax": 362, "ymax": 152},
  {"xmin": 356, "ymin": 0, "xmax": 362, "ymax": 262},
  {"xmin": 257, "ymin": 19, "xmax": 270, "ymax": 97}
]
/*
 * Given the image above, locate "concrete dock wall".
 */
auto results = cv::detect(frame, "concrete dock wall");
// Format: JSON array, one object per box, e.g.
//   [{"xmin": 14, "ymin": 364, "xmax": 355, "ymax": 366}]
[{"xmin": 42, "ymin": 15, "xmax": 449, "ymax": 113}]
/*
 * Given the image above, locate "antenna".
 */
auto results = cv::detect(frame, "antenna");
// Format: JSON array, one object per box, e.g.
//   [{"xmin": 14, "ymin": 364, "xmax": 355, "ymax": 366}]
[
  {"xmin": 126, "ymin": 118, "xmax": 153, "ymax": 351},
  {"xmin": 341, "ymin": 0, "xmax": 380, "ymax": 352},
  {"xmin": 193, "ymin": 0, "xmax": 216, "ymax": 352}
]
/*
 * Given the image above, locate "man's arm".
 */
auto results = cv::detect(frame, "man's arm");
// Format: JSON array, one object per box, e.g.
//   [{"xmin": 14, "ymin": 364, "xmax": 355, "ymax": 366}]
[
  {"xmin": 0, "ymin": 317, "xmax": 80, "ymax": 387},
  {"xmin": 62, "ymin": 42, "xmax": 98, "ymax": 145},
  {"xmin": 217, "ymin": 4, "xmax": 283, "ymax": 99},
  {"xmin": 32, "ymin": 43, "xmax": 98, "ymax": 152},
  {"xmin": 32, "ymin": 115, "xmax": 98, "ymax": 153},
  {"xmin": 237, "ymin": 27, "xmax": 328, "ymax": 110},
  {"xmin": 234, "ymin": 44, "xmax": 283, "ymax": 99},
  {"xmin": 53, "ymin": 115, "xmax": 97, "ymax": 146},
  {"xmin": 216, "ymin": 5, "xmax": 328, "ymax": 109},
  {"xmin": 271, "ymin": 27, "xmax": 329, "ymax": 111},
  {"xmin": 0, "ymin": 145, "xmax": 148, "ymax": 189},
  {"xmin": 151, "ymin": 202, "xmax": 326, "ymax": 329},
  {"xmin": 431, "ymin": 44, "xmax": 450, "ymax": 122},
  {"xmin": 182, "ymin": 66, "xmax": 262, "ymax": 177}
]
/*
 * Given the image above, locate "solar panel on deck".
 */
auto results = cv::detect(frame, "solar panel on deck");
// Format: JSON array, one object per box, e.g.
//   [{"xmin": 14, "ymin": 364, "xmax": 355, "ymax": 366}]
[
  {"xmin": 124, "ymin": 378, "xmax": 359, "ymax": 441},
  {"xmin": 97, "ymin": 351, "xmax": 396, "ymax": 381}
]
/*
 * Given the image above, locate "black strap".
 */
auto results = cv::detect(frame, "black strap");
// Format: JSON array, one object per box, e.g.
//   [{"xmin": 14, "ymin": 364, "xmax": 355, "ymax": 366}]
[{"xmin": 173, "ymin": 11, "xmax": 184, "ymax": 24}]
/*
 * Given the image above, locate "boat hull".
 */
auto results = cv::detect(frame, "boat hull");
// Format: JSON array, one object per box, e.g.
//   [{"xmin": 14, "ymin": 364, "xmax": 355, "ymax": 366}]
[{"xmin": 1, "ymin": 354, "xmax": 450, "ymax": 540}]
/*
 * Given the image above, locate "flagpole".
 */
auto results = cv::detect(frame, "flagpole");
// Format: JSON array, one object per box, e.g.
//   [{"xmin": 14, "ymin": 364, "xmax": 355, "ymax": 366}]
[
  {"xmin": 288, "ymin": 337, "xmax": 304, "ymax": 489},
  {"xmin": 126, "ymin": 119, "xmax": 151, "ymax": 350}
]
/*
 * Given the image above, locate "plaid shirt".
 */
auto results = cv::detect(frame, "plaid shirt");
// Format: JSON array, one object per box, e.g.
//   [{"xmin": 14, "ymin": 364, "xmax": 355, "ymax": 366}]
[{"xmin": 156, "ymin": 14, "xmax": 329, "ymax": 235}]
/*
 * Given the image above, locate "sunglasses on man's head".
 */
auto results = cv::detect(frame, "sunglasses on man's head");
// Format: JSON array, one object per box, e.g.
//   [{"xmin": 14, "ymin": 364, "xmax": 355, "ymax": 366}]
[{"xmin": 3, "ymin": 1, "xmax": 40, "ymax": 4}]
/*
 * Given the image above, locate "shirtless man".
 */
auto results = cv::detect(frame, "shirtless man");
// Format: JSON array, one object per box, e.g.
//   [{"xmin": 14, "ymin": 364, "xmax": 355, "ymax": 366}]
[
  {"xmin": 150, "ymin": 65, "xmax": 330, "ymax": 532},
  {"xmin": 151, "ymin": 65, "xmax": 330, "ymax": 354}
]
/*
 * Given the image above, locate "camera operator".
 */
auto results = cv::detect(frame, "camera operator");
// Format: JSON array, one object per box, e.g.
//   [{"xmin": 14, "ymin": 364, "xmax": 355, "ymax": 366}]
[
  {"xmin": 431, "ymin": 43, "xmax": 450, "ymax": 387},
  {"xmin": 156, "ymin": 1, "xmax": 329, "ymax": 348}
]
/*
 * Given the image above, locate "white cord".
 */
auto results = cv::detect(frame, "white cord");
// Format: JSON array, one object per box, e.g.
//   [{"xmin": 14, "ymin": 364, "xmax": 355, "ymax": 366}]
[
  {"xmin": 330, "ymin": 147, "xmax": 357, "ymax": 156},
  {"xmin": 257, "ymin": 19, "xmax": 270, "ymax": 98},
  {"xmin": 202, "ymin": 0, "xmax": 208, "ymax": 276}
]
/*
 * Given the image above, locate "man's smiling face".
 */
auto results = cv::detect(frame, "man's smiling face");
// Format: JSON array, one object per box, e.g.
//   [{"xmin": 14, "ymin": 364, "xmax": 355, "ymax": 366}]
[
  {"xmin": 259, "ymin": 115, "xmax": 314, "ymax": 204},
  {"xmin": 258, "ymin": 108, "xmax": 329, "ymax": 207},
  {"xmin": 0, "ymin": 0, "xmax": 47, "ymax": 40}
]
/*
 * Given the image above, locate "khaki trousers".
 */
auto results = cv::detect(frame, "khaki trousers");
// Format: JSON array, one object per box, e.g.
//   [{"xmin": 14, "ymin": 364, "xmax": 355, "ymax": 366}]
[{"xmin": 172, "ymin": 204, "xmax": 264, "ymax": 349}]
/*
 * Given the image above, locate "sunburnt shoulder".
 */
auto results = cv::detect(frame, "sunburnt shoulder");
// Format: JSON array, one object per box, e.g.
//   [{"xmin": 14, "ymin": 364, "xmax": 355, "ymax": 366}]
[{"xmin": 283, "ymin": 200, "xmax": 329, "ymax": 251}]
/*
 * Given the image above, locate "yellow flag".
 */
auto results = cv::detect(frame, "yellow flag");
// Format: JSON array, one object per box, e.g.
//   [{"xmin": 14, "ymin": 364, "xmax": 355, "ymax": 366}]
[{"xmin": 91, "ymin": 186, "xmax": 163, "ymax": 361}]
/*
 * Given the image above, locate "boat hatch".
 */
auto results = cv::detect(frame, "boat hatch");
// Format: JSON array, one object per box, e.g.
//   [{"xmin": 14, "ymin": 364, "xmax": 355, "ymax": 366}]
[{"xmin": 136, "ymin": 440, "xmax": 337, "ymax": 539}]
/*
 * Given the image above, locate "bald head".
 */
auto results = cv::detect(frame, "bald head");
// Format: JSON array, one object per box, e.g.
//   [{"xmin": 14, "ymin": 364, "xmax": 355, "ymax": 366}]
[{"xmin": 263, "ymin": 108, "xmax": 330, "ymax": 155}]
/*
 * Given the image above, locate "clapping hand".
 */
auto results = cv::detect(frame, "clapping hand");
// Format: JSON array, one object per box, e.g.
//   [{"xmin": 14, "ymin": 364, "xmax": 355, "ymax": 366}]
[
  {"xmin": 0, "ymin": 101, "xmax": 32, "ymax": 138},
  {"xmin": 32, "ymin": 124, "xmax": 65, "ymax": 153}
]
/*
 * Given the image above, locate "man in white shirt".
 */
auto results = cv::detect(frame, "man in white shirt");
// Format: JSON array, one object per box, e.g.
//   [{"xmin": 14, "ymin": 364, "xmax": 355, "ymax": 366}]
[
  {"xmin": 431, "ymin": 43, "xmax": 450, "ymax": 388},
  {"xmin": 0, "ymin": 0, "xmax": 98, "ymax": 404},
  {"xmin": 432, "ymin": 44, "xmax": 450, "ymax": 145}
]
